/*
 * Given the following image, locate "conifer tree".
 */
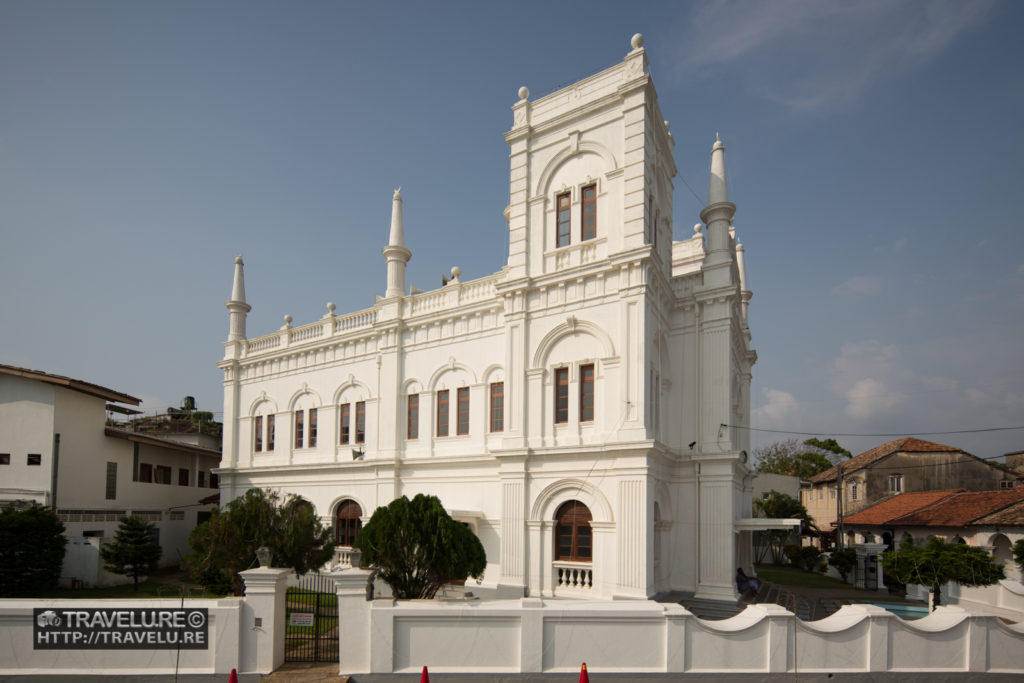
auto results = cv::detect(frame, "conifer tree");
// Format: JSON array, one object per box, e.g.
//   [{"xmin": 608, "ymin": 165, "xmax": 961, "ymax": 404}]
[{"xmin": 101, "ymin": 515, "xmax": 162, "ymax": 592}]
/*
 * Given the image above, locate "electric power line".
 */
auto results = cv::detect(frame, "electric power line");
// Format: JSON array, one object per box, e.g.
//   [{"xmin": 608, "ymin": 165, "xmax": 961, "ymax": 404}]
[{"xmin": 730, "ymin": 424, "xmax": 1024, "ymax": 438}]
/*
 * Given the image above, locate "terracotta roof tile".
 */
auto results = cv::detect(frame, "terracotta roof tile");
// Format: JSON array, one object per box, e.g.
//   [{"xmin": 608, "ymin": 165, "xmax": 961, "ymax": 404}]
[
  {"xmin": 809, "ymin": 437, "xmax": 963, "ymax": 484},
  {"xmin": 842, "ymin": 489, "xmax": 964, "ymax": 526},
  {"xmin": 891, "ymin": 487, "xmax": 1024, "ymax": 527},
  {"xmin": 972, "ymin": 498, "xmax": 1024, "ymax": 526}
]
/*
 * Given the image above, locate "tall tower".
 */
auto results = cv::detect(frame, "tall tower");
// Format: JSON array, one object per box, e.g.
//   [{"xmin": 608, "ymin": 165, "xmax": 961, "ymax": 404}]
[
  {"xmin": 226, "ymin": 255, "xmax": 250, "ymax": 341},
  {"xmin": 382, "ymin": 189, "xmax": 411, "ymax": 299}
]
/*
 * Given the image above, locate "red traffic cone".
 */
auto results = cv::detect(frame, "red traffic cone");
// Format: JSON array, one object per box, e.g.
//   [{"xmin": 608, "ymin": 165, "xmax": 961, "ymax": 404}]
[
  {"xmin": 228, "ymin": 669, "xmax": 238, "ymax": 683},
  {"xmin": 420, "ymin": 665, "xmax": 430, "ymax": 682},
  {"xmin": 579, "ymin": 661, "xmax": 590, "ymax": 683}
]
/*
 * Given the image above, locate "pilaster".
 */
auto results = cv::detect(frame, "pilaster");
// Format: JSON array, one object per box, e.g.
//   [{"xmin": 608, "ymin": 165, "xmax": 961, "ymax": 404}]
[{"xmin": 239, "ymin": 567, "xmax": 289, "ymax": 674}]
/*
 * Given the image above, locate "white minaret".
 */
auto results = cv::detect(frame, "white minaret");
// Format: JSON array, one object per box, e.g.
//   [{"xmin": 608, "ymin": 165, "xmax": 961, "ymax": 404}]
[
  {"xmin": 700, "ymin": 134, "xmax": 737, "ymax": 280},
  {"xmin": 226, "ymin": 255, "xmax": 251, "ymax": 341},
  {"xmin": 383, "ymin": 188, "xmax": 411, "ymax": 298}
]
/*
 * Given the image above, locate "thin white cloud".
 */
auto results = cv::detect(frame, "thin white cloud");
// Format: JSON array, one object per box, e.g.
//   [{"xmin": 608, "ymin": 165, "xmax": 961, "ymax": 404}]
[
  {"xmin": 753, "ymin": 387, "xmax": 800, "ymax": 426},
  {"xmin": 673, "ymin": 0, "xmax": 996, "ymax": 111},
  {"xmin": 833, "ymin": 274, "xmax": 883, "ymax": 296}
]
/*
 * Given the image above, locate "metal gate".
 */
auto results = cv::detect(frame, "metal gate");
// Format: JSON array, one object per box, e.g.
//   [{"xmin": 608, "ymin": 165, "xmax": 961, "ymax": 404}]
[{"xmin": 284, "ymin": 572, "xmax": 338, "ymax": 662}]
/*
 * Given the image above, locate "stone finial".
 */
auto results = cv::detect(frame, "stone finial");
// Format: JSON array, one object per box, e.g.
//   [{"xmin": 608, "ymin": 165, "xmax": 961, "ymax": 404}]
[
  {"xmin": 393, "ymin": 187, "xmax": 401, "ymax": 200},
  {"xmin": 327, "ymin": 302, "xmax": 336, "ymax": 314},
  {"xmin": 708, "ymin": 134, "xmax": 728, "ymax": 205},
  {"xmin": 518, "ymin": 86, "xmax": 529, "ymax": 101},
  {"xmin": 631, "ymin": 33, "xmax": 644, "ymax": 50},
  {"xmin": 693, "ymin": 223, "xmax": 703, "ymax": 235},
  {"xmin": 450, "ymin": 266, "xmax": 462, "ymax": 282}
]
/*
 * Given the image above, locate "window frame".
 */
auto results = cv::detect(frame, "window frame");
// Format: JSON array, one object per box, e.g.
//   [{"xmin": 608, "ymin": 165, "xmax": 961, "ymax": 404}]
[
  {"xmin": 579, "ymin": 363, "xmax": 595, "ymax": 422},
  {"xmin": 436, "ymin": 390, "xmax": 449, "ymax": 437},
  {"xmin": 335, "ymin": 500, "xmax": 363, "ymax": 547},
  {"xmin": 355, "ymin": 401, "xmax": 366, "ymax": 444},
  {"xmin": 266, "ymin": 414, "xmax": 275, "ymax": 451},
  {"xmin": 556, "ymin": 191, "xmax": 571, "ymax": 248},
  {"xmin": 294, "ymin": 410, "xmax": 304, "ymax": 449},
  {"xmin": 309, "ymin": 408, "xmax": 318, "ymax": 448},
  {"xmin": 580, "ymin": 184, "xmax": 597, "ymax": 241},
  {"xmin": 554, "ymin": 368, "xmax": 569, "ymax": 424},
  {"xmin": 888, "ymin": 474, "xmax": 903, "ymax": 494},
  {"xmin": 27, "ymin": 453, "xmax": 42, "ymax": 466},
  {"xmin": 456, "ymin": 387, "xmax": 470, "ymax": 436},
  {"xmin": 555, "ymin": 500, "xmax": 593, "ymax": 562},
  {"xmin": 254, "ymin": 415, "xmax": 263, "ymax": 452},
  {"xmin": 339, "ymin": 404, "xmax": 350, "ymax": 445},
  {"xmin": 105, "ymin": 462, "xmax": 117, "ymax": 500},
  {"xmin": 407, "ymin": 394, "xmax": 419, "ymax": 440},
  {"xmin": 0, "ymin": 453, "xmax": 9, "ymax": 465},
  {"xmin": 490, "ymin": 382, "xmax": 504, "ymax": 433}
]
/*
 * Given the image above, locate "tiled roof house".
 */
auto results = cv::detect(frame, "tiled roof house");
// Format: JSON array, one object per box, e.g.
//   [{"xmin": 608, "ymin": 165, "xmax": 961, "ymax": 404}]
[{"xmin": 801, "ymin": 437, "xmax": 1021, "ymax": 539}]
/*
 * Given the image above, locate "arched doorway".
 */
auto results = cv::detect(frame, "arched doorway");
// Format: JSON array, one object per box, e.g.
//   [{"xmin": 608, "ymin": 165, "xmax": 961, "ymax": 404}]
[
  {"xmin": 335, "ymin": 499, "xmax": 363, "ymax": 547},
  {"xmin": 991, "ymin": 533, "xmax": 1013, "ymax": 576}
]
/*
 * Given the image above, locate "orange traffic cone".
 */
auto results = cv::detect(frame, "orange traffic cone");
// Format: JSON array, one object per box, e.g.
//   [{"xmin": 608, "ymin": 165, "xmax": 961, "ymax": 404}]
[
  {"xmin": 579, "ymin": 661, "xmax": 589, "ymax": 683},
  {"xmin": 228, "ymin": 669, "xmax": 238, "ymax": 683},
  {"xmin": 420, "ymin": 665, "xmax": 430, "ymax": 682}
]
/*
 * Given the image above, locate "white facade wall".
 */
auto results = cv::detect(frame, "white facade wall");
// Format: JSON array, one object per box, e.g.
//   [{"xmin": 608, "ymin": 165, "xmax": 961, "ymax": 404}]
[
  {"xmin": 218, "ymin": 38, "xmax": 757, "ymax": 602},
  {"xmin": 0, "ymin": 374, "xmax": 57, "ymax": 505}
]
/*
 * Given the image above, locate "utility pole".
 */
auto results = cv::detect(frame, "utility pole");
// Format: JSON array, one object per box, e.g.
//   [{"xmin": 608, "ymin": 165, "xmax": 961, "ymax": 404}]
[{"xmin": 836, "ymin": 462, "xmax": 844, "ymax": 550}]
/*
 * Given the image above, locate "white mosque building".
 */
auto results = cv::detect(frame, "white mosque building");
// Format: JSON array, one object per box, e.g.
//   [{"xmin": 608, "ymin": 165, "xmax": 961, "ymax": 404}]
[{"xmin": 216, "ymin": 35, "xmax": 779, "ymax": 603}]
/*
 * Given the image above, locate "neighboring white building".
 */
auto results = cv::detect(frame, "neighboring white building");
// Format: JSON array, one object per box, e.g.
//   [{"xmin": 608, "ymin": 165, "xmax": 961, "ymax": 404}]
[
  {"xmin": 0, "ymin": 363, "xmax": 221, "ymax": 585},
  {"xmin": 217, "ymin": 35, "xmax": 785, "ymax": 602}
]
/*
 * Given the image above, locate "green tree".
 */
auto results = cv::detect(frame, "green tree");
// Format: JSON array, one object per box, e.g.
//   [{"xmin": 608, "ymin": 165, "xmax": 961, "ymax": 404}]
[
  {"xmin": 184, "ymin": 488, "xmax": 334, "ymax": 595},
  {"xmin": 100, "ymin": 516, "xmax": 162, "ymax": 592},
  {"xmin": 1013, "ymin": 539, "xmax": 1024, "ymax": 576},
  {"xmin": 354, "ymin": 494, "xmax": 486, "ymax": 599},
  {"xmin": 754, "ymin": 438, "xmax": 851, "ymax": 479},
  {"xmin": 828, "ymin": 548, "xmax": 857, "ymax": 582},
  {"xmin": 882, "ymin": 537, "xmax": 1005, "ymax": 610},
  {"xmin": 0, "ymin": 505, "xmax": 67, "ymax": 596},
  {"xmin": 753, "ymin": 490, "xmax": 816, "ymax": 565}
]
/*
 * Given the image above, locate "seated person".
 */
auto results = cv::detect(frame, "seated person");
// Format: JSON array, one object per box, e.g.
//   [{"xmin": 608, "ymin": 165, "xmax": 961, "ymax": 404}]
[{"xmin": 736, "ymin": 567, "xmax": 760, "ymax": 597}]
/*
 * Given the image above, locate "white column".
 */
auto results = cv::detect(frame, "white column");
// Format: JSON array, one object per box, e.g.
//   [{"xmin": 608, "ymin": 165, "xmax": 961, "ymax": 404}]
[
  {"xmin": 238, "ymin": 567, "xmax": 289, "ymax": 674},
  {"xmin": 335, "ymin": 568, "xmax": 374, "ymax": 674}
]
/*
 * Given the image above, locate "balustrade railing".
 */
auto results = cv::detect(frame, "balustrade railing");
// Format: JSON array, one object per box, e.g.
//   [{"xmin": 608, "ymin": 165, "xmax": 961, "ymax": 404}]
[{"xmin": 553, "ymin": 561, "xmax": 593, "ymax": 593}]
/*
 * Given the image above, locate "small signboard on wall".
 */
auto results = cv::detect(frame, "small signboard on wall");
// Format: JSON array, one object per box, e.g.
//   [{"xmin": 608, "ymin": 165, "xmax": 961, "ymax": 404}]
[{"xmin": 288, "ymin": 612, "xmax": 315, "ymax": 627}]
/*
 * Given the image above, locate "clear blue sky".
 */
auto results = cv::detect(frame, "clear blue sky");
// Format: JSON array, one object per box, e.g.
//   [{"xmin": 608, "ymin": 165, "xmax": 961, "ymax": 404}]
[{"xmin": 2, "ymin": 1, "xmax": 1022, "ymax": 460}]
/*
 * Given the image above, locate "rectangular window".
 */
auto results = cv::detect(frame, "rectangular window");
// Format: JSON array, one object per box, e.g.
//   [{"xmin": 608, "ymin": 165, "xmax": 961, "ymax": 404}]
[
  {"xmin": 829, "ymin": 486, "xmax": 836, "ymax": 500},
  {"xmin": 407, "ymin": 394, "xmax": 419, "ymax": 439},
  {"xmin": 0, "ymin": 453, "xmax": 9, "ymax": 465},
  {"xmin": 266, "ymin": 414, "xmax": 275, "ymax": 451},
  {"xmin": 254, "ymin": 416, "xmax": 263, "ymax": 452},
  {"xmin": 210, "ymin": 473, "xmax": 219, "ymax": 489},
  {"xmin": 889, "ymin": 475, "xmax": 903, "ymax": 493},
  {"xmin": 355, "ymin": 401, "xmax": 366, "ymax": 444},
  {"xmin": 581, "ymin": 184, "xmax": 596, "ymax": 241},
  {"xmin": 818, "ymin": 488, "xmax": 824, "ymax": 500},
  {"xmin": 155, "ymin": 465, "xmax": 172, "ymax": 485},
  {"xmin": 556, "ymin": 191, "xmax": 571, "ymax": 247},
  {"xmin": 198, "ymin": 471, "xmax": 206, "ymax": 488},
  {"xmin": 27, "ymin": 453, "xmax": 42, "ymax": 466},
  {"xmin": 178, "ymin": 468, "xmax": 189, "ymax": 486},
  {"xmin": 139, "ymin": 463, "xmax": 153, "ymax": 483},
  {"xmin": 579, "ymin": 364, "xmax": 595, "ymax": 422},
  {"xmin": 554, "ymin": 368, "xmax": 569, "ymax": 424},
  {"xmin": 105, "ymin": 462, "xmax": 117, "ymax": 500},
  {"xmin": 294, "ymin": 411, "xmax": 304, "ymax": 449},
  {"xmin": 490, "ymin": 382, "xmax": 504, "ymax": 432},
  {"xmin": 169, "ymin": 511, "xmax": 185, "ymax": 521},
  {"xmin": 437, "ymin": 390, "xmax": 449, "ymax": 437},
  {"xmin": 457, "ymin": 387, "xmax": 470, "ymax": 435},
  {"xmin": 309, "ymin": 408, "xmax": 318, "ymax": 447},
  {"xmin": 850, "ymin": 482, "xmax": 859, "ymax": 501},
  {"xmin": 340, "ymin": 404, "xmax": 350, "ymax": 444}
]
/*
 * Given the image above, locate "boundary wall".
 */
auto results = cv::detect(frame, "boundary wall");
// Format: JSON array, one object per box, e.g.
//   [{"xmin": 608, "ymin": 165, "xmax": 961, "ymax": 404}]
[
  {"xmin": 335, "ymin": 569, "xmax": 1024, "ymax": 676},
  {"xmin": 0, "ymin": 568, "xmax": 286, "ymax": 677}
]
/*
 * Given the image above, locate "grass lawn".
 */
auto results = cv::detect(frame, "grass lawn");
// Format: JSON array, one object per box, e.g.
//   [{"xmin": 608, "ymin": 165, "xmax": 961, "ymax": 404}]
[{"xmin": 755, "ymin": 564, "xmax": 854, "ymax": 590}]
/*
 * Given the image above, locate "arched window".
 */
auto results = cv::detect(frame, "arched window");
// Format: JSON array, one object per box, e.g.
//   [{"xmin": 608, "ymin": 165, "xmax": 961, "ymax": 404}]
[
  {"xmin": 335, "ymin": 500, "xmax": 363, "ymax": 547},
  {"xmin": 555, "ymin": 500, "xmax": 592, "ymax": 561}
]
